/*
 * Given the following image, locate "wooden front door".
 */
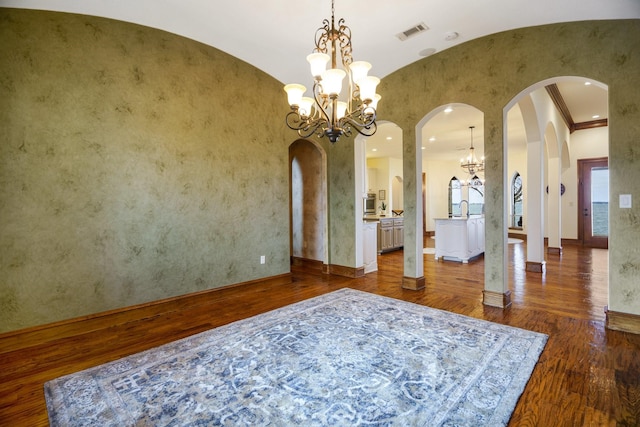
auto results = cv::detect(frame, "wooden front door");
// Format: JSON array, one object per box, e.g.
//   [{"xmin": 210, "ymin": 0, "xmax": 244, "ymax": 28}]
[{"xmin": 578, "ymin": 157, "xmax": 608, "ymax": 248}]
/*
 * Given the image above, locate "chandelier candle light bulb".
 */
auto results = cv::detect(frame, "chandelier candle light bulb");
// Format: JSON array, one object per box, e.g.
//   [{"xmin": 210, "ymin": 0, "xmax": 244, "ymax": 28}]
[
  {"xmin": 284, "ymin": 0, "xmax": 380, "ymax": 143},
  {"xmin": 349, "ymin": 61, "xmax": 372, "ymax": 84},
  {"xmin": 284, "ymin": 84, "xmax": 306, "ymax": 108},
  {"xmin": 321, "ymin": 69, "xmax": 346, "ymax": 96},
  {"xmin": 366, "ymin": 94, "xmax": 381, "ymax": 114},
  {"xmin": 299, "ymin": 97, "xmax": 315, "ymax": 117},
  {"xmin": 308, "ymin": 53, "xmax": 330, "ymax": 78},
  {"xmin": 358, "ymin": 76, "xmax": 380, "ymax": 102}
]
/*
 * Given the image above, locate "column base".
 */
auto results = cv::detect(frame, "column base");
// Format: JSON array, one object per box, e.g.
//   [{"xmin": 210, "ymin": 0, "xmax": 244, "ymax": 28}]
[
  {"xmin": 526, "ymin": 261, "xmax": 546, "ymax": 273},
  {"xmin": 605, "ymin": 306, "xmax": 640, "ymax": 334},
  {"xmin": 402, "ymin": 276, "xmax": 426, "ymax": 290},
  {"xmin": 547, "ymin": 246, "xmax": 563, "ymax": 255},
  {"xmin": 328, "ymin": 264, "xmax": 364, "ymax": 278},
  {"xmin": 483, "ymin": 290, "xmax": 512, "ymax": 308}
]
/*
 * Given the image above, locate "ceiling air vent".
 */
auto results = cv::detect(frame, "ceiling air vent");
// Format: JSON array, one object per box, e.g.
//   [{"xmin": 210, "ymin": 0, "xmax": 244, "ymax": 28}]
[{"xmin": 396, "ymin": 22, "xmax": 429, "ymax": 41}]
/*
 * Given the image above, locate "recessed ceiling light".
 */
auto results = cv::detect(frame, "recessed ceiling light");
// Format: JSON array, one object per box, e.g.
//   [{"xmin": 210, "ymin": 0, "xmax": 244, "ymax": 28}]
[
  {"xmin": 386, "ymin": 136, "xmax": 392, "ymax": 140},
  {"xmin": 421, "ymin": 146, "xmax": 426, "ymax": 150},
  {"xmin": 585, "ymin": 82, "xmax": 592, "ymax": 86},
  {"xmin": 429, "ymin": 136, "xmax": 436, "ymax": 142},
  {"xmin": 592, "ymin": 115, "xmax": 600, "ymax": 119},
  {"xmin": 444, "ymin": 106, "xmax": 453, "ymax": 113},
  {"xmin": 372, "ymin": 148, "xmax": 378, "ymax": 152},
  {"xmin": 444, "ymin": 31, "xmax": 459, "ymax": 41},
  {"xmin": 419, "ymin": 48, "xmax": 437, "ymax": 57}
]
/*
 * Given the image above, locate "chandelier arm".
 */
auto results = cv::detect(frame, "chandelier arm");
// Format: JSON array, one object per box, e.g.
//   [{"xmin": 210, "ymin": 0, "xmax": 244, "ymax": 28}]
[
  {"xmin": 342, "ymin": 106, "xmax": 376, "ymax": 127},
  {"xmin": 285, "ymin": 111, "xmax": 309, "ymax": 132},
  {"xmin": 314, "ymin": 20, "xmax": 332, "ymax": 54},
  {"xmin": 286, "ymin": 111, "xmax": 327, "ymax": 139},
  {"xmin": 312, "ymin": 80, "xmax": 333, "ymax": 128},
  {"xmin": 303, "ymin": 118, "xmax": 328, "ymax": 139},
  {"xmin": 339, "ymin": 114, "xmax": 377, "ymax": 138},
  {"xmin": 337, "ymin": 20, "xmax": 352, "ymax": 68}
]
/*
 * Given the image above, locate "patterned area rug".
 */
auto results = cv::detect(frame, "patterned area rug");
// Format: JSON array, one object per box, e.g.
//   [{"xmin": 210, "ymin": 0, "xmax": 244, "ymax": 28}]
[{"xmin": 45, "ymin": 289, "xmax": 547, "ymax": 426}]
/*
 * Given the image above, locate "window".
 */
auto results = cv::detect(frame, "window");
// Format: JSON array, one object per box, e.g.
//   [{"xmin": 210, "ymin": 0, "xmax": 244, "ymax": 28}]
[
  {"xmin": 450, "ymin": 176, "xmax": 484, "ymax": 217},
  {"xmin": 449, "ymin": 177, "xmax": 462, "ymax": 217},
  {"xmin": 468, "ymin": 175, "xmax": 484, "ymax": 215},
  {"xmin": 511, "ymin": 172, "xmax": 523, "ymax": 228}
]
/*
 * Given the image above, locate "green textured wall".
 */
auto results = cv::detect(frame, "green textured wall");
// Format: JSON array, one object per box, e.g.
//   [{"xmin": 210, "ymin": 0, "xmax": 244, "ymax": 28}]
[
  {"xmin": 1, "ymin": 10, "xmax": 639, "ymax": 334},
  {"xmin": 381, "ymin": 20, "xmax": 640, "ymax": 314},
  {"xmin": 0, "ymin": 9, "xmax": 290, "ymax": 333}
]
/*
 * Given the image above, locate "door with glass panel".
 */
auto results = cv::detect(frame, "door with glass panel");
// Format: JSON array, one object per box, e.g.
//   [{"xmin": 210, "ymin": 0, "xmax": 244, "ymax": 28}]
[{"xmin": 578, "ymin": 158, "xmax": 608, "ymax": 248}]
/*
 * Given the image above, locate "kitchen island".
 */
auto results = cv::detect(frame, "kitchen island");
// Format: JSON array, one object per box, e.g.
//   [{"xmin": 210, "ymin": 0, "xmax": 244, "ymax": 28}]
[{"xmin": 434, "ymin": 216, "xmax": 484, "ymax": 263}]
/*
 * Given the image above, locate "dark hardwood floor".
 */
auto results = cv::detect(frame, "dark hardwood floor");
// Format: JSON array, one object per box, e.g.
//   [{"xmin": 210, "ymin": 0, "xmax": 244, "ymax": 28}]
[{"xmin": 1, "ymin": 239, "xmax": 639, "ymax": 426}]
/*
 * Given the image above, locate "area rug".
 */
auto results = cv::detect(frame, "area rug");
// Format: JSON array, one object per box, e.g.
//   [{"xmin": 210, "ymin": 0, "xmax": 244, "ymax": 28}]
[
  {"xmin": 423, "ymin": 247, "xmax": 436, "ymax": 254},
  {"xmin": 45, "ymin": 289, "xmax": 547, "ymax": 426}
]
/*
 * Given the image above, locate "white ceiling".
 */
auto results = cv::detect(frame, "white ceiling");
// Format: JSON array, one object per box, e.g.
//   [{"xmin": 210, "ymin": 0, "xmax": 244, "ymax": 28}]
[{"xmin": 1, "ymin": 0, "xmax": 636, "ymax": 161}]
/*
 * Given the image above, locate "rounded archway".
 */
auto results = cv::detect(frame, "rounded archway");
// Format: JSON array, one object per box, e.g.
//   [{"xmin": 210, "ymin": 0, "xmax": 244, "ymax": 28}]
[
  {"xmin": 419, "ymin": 104, "xmax": 485, "ymax": 267},
  {"xmin": 419, "ymin": 104, "xmax": 484, "ymax": 231},
  {"xmin": 504, "ymin": 75, "xmax": 609, "ymax": 289},
  {"xmin": 289, "ymin": 139, "xmax": 328, "ymax": 269}
]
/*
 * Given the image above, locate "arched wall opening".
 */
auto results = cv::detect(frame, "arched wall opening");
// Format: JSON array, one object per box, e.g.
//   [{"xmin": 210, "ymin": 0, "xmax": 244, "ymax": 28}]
[
  {"xmin": 355, "ymin": 121, "xmax": 403, "ymax": 271},
  {"xmin": 418, "ymin": 103, "xmax": 485, "ymax": 271},
  {"xmin": 419, "ymin": 104, "xmax": 485, "ymax": 234},
  {"xmin": 289, "ymin": 139, "xmax": 328, "ymax": 269},
  {"xmin": 504, "ymin": 75, "xmax": 609, "ymax": 288}
]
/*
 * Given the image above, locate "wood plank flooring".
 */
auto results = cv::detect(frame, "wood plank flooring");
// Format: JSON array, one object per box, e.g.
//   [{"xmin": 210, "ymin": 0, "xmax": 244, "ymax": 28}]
[{"xmin": 1, "ymin": 240, "xmax": 639, "ymax": 426}]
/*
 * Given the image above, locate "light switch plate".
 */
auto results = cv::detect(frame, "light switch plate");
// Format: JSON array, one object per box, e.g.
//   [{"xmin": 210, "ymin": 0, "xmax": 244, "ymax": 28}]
[{"xmin": 620, "ymin": 194, "xmax": 632, "ymax": 208}]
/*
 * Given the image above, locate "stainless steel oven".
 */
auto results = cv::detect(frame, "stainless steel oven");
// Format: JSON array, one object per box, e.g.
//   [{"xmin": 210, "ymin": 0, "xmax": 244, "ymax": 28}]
[{"xmin": 364, "ymin": 192, "xmax": 376, "ymax": 215}]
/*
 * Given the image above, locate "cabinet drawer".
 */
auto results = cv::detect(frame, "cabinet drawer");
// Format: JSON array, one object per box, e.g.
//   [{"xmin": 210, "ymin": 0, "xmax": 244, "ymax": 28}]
[
  {"xmin": 379, "ymin": 218, "xmax": 394, "ymax": 228},
  {"xmin": 393, "ymin": 218, "xmax": 404, "ymax": 226}
]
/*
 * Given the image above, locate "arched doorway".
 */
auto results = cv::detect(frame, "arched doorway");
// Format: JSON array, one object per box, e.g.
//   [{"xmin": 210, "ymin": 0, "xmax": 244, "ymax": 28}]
[
  {"xmin": 419, "ymin": 104, "xmax": 484, "ymax": 233},
  {"xmin": 504, "ymin": 76, "xmax": 609, "ymax": 280},
  {"xmin": 419, "ymin": 104, "xmax": 485, "ymax": 266},
  {"xmin": 354, "ymin": 121, "xmax": 403, "ymax": 272},
  {"xmin": 289, "ymin": 139, "xmax": 328, "ymax": 271}
]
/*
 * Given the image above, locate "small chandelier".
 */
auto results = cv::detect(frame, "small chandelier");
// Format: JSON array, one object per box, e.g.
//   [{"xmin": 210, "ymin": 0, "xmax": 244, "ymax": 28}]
[
  {"xmin": 460, "ymin": 126, "xmax": 485, "ymax": 175},
  {"xmin": 284, "ymin": 0, "xmax": 381, "ymax": 143},
  {"xmin": 460, "ymin": 175, "xmax": 485, "ymax": 188}
]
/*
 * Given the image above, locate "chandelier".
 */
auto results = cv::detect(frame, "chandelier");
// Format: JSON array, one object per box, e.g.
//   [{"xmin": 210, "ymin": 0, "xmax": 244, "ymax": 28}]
[
  {"xmin": 284, "ymin": 0, "xmax": 381, "ymax": 143},
  {"xmin": 460, "ymin": 126, "xmax": 485, "ymax": 175},
  {"xmin": 460, "ymin": 175, "xmax": 485, "ymax": 188}
]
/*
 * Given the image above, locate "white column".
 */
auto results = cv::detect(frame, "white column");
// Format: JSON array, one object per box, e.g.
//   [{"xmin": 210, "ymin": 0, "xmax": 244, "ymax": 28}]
[
  {"xmin": 547, "ymin": 156, "xmax": 562, "ymax": 251},
  {"xmin": 526, "ymin": 139, "xmax": 546, "ymax": 270},
  {"xmin": 354, "ymin": 137, "xmax": 366, "ymax": 269}
]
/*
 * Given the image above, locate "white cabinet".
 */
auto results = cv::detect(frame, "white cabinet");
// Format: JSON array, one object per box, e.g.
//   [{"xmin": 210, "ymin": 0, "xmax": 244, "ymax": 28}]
[
  {"xmin": 434, "ymin": 217, "xmax": 485, "ymax": 263},
  {"xmin": 363, "ymin": 221, "xmax": 378, "ymax": 273},
  {"xmin": 393, "ymin": 218, "xmax": 404, "ymax": 247},
  {"xmin": 378, "ymin": 217, "xmax": 404, "ymax": 253}
]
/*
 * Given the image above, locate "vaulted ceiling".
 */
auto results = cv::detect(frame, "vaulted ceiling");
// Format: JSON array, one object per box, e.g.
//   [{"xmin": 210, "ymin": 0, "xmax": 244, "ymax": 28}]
[
  {"xmin": 3, "ymin": 0, "xmax": 637, "ymax": 84},
  {"xmin": 2, "ymin": 0, "xmax": 638, "ymax": 160}
]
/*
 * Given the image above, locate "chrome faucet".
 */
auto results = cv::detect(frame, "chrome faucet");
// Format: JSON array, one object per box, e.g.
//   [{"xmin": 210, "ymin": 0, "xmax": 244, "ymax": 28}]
[{"xmin": 459, "ymin": 200, "xmax": 470, "ymax": 218}]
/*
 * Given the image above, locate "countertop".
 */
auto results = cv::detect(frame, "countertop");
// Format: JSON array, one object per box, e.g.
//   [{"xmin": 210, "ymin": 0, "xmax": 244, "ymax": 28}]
[
  {"xmin": 363, "ymin": 215, "xmax": 403, "ymax": 221},
  {"xmin": 434, "ymin": 215, "xmax": 484, "ymax": 221}
]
